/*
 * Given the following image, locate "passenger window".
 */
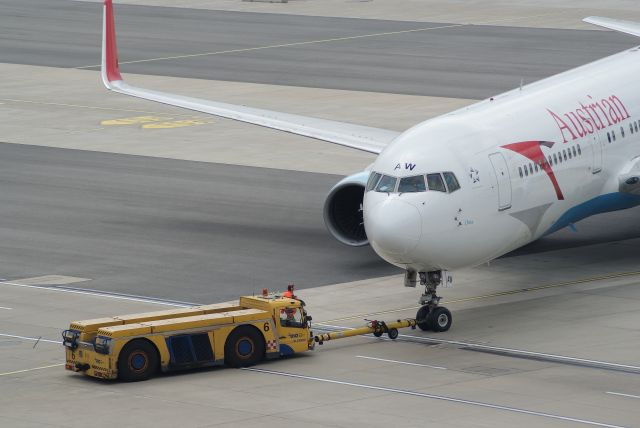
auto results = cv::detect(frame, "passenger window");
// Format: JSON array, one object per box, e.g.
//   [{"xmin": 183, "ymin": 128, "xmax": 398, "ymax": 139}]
[
  {"xmin": 577, "ymin": 144, "xmax": 581, "ymax": 155},
  {"xmin": 621, "ymin": 126, "xmax": 625, "ymax": 138},
  {"xmin": 534, "ymin": 163, "xmax": 539, "ymax": 172},
  {"xmin": 524, "ymin": 165, "xmax": 529, "ymax": 176},
  {"xmin": 635, "ymin": 122, "xmax": 639, "ymax": 133},
  {"xmin": 280, "ymin": 307, "xmax": 304, "ymax": 328},
  {"xmin": 630, "ymin": 124, "xmax": 634, "ymax": 134},
  {"xmin": 563, "ymin": 150, "xmax": 567, "ymax": 161},
  {"xmin": 518, "ymin": 167, "xmax": 523, "ymax": 178},
  {"xmin": 612, "ymin": 131, "xmax": 616, "ymax": 141},
  {"xmin": 398, "ymin": 175, "xmax": 426, "ymax": 193},
  {"xmin": 607, "ymin": 132, "xmax": 611, "ymax": 143},
  {"xmin": 426, "ymin": 173, "xmax": 446, "ymax": 192},
  {"xmin": 375, "ymin": 175, "xmax": 397, "ymax": 193},
  {"xmin": 548, "ymin": 156, "xmax": 553, "ymax": 166},
  {"xmin": 568, "ymin": 148, "xmax": 572, "ymax": 159},
  {"xmin": 443, "ymin": 172, "xmax": 460, "ymax": 192},
  {"xmin": 366, "ymin": 172, "xmax": 382, "ymax": 191},
  {"xmin": 572, "ymin": 147, "xmax": 577, "ymax": 157},
  {"xmin": 529, "ymin": 164, "xmax": 533, "ymax": 175},
  {"xmin": 557, "ymin": 153, "xmax": 562, "ymax": 163}
]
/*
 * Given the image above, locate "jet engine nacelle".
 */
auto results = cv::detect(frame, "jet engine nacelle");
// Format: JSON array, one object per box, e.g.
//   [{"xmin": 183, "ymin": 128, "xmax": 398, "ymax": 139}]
[{"xmin": 323, "ymin": 171, "xmax": 369, "ymax": 247}]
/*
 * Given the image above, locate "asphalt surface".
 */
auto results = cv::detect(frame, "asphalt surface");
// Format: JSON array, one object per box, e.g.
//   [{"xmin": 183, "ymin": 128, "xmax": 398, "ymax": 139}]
[
  {"xmin": 3, "ymin": 142, "xmax": 640, "ymax": 303},
  {"xmin": 0, "ymin": 143, "xmax": 397, "ymax": 302},
  {"xmin": 1, "ymin": 0, "xmax": 637, "ymax": 99}
]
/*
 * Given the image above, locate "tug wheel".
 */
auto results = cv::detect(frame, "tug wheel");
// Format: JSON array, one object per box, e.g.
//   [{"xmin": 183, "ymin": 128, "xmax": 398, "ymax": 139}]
[
  {"xmin": 388, "ymin": 328, "xmax": 399, "ymax": 340},
  {"xmin": 225, "ymin": 326, "xmax": 265, "ymax": 368},
  {"xmin": 373, "ymin": 331, "xmax": 383, "ymax": 337},
  {"xmin": 118, "ymin": 339, "xmax": 159, "ymax": 382}
]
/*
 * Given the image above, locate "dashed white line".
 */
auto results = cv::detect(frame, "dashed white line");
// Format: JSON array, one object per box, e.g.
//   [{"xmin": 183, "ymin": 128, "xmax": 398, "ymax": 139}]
[
  {"xmin": 606, "ymin": 391, "xmax": 640, "ymax": 400},
  {"xmin": 0, "ymin": 363, "xmax": 64, "ymax": 377},
  {"xmin": 316, "ymin": 323, "xmax": 640, "ymax": 373},
  {"xmin": 244, "ymin": 367, "xmax": 628, "ymax": 428},
  {"xmin": 355, "ymin": 355, "xmax": 446, "ymax": 370},
  {"xmin": 0, "ymin": 333, "xmax": 60, "ymax": 344},
  {"xmin": 0, "ymin": 280, "xmax": 193, "ymax": 307},
  {"xmin": 0, "ymin": 306, "xmax": 12, "ymax": 310}
]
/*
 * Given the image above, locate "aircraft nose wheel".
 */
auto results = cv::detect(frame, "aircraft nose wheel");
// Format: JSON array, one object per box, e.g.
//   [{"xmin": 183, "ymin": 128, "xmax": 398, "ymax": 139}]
[
  {"xmin": 416, "ymin": 306, "xmax": 431, "ymax": 331},
  {"xmin": 429, "ymin": 307, "xmax": 452, "ymax": 332},
  {"xmin": 416, "ymin": 306, "xmax": 452, "ymax": 332}
]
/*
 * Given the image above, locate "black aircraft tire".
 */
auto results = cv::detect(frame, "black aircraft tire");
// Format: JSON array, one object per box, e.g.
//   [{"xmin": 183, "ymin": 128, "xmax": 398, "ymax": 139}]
[
  {"xmin": 225, "ymin": 326, "xmax": 265, "ymax": 368},
  {"xmin": 428, "ymin": 307, "xmax": 452, "ymax": 332},
  {"xmin": 416, "ymin": 306, "xmax": 431, "ymax": 331},
  {"xmin": 117, "ymin": 339, "xmax": 159, "ymax": 382}
]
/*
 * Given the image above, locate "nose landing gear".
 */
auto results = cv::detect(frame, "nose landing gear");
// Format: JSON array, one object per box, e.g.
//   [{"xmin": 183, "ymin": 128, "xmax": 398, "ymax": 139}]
[{"xmin": 416, "ymin": 270, "xmax": 452, "ymax": 332}]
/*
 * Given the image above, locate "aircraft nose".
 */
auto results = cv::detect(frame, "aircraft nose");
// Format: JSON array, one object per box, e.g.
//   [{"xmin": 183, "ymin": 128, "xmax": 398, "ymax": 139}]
[{"xmin": 365, "ymin": 198, "xmax": 422, "ymax": 261}]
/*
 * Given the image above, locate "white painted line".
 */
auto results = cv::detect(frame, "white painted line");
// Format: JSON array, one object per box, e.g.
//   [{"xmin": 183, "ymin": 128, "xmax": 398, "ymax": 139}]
[
  {"xmin": 244, "ymin": 368, "xmax": 628, "ymax": 428},
  {"xmin": 75, "ymin": 23, "xmax": 467, "ymax": 69},
  {"xmin": 0, "ymin": 281, "xmax": 193, "ymax": 307},
  {"xmin": 0, "ymin": 333, "xmax": 60, "ymax": 344},
  {"xmin": 316, "ymin": 323, "xmax": 640, "ymax": 373},
  {"xmin": 606, "ymin": 391, "xmax": 640, "ymax": 400},
  {"xmin": 355, "ymin": 355, "xmax": 446, "ymax": 370},
  {"xmin": 0, "ymin": 306, "xmax": 12, "ymax": 310},
  {"xmin": 0, "ymin": 363, "xmax": 64, "ymax": 377}
]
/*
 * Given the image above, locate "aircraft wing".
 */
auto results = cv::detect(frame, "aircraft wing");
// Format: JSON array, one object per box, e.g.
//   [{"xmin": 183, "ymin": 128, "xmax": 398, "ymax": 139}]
[
  {"xmin": 101, "ymin": 0, "xmax": 398, "ymax": 154},
  {"xmin": 583, "ymin": 16, "xmax": 640, "ymax": 38}
]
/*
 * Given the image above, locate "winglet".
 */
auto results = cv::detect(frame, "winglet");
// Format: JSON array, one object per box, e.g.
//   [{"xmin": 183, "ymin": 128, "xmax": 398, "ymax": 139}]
[
  {"xmin": 584, "ymin": 16, "xmax": 640, "ymax": 38},
  {"xmin": 101, "ymin": 0, "xmax": 122, "ymax": 87}
]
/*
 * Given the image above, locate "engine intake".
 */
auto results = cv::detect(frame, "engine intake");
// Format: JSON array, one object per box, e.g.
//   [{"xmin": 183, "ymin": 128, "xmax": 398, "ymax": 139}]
[{"xmin": 323, "ymin": 172, "xmax": 369, "ymax": 246}]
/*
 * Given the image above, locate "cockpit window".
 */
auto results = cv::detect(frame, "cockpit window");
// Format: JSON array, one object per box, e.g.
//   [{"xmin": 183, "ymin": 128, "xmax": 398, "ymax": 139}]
[
  {"xmin": 375, "ymin": 175, "xmax": 398, "ymax": 193},
  {"xmin": 442, "ymin": 172, "xmax": 460, "ymax": 192},
  {"xmin": 426, "ymin": 173, "xmax": 446, "ymax": 192},
  {"xmin": 398, "ymin": 175, "xmax": 426, "ymax": 193},
  {"xmin": 366, "ymin": 172, "xmax": 382, "ymax": 191}
]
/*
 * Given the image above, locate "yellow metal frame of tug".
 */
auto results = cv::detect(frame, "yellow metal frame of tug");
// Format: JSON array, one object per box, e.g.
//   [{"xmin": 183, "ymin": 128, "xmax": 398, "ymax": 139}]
[
  {"xmin": 63, "ymin": 288, "xmax": 418, "ymax": 381},
  {"xmin": 63, "ymin": 292, "xmax": 313, "ymax": 380}
]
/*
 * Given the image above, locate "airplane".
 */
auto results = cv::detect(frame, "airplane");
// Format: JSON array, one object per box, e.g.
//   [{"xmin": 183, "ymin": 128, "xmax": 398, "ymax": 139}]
[{"xmin": 100, "ymin": 0, "xmax": 640, "ymax": 333}]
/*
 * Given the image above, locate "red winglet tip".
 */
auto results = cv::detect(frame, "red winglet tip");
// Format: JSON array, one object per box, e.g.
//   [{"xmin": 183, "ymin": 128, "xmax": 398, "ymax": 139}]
[{"xmin": 104, "ymin": 0, "xmax": 122, "ymax": 82}]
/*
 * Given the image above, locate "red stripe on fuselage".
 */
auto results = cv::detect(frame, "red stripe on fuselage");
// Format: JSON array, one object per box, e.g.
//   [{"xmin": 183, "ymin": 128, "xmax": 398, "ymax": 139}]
[
  {"xmin": 104, "ymin": 0, "xmax": 122, "ymax": 82},
  {"xmin": 503, "ymin": 140, "xmax": 565, "ymax": 200}
]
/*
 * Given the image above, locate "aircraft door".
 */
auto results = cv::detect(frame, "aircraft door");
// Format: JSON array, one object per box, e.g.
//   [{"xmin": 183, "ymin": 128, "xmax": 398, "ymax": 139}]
[
  {"xmin": 591, "ymin": 133, "xmax": 603, "ymax": 174},
  {"xmin": 488, "ymin": 152, "xmax": 512, "ymax": 211}
]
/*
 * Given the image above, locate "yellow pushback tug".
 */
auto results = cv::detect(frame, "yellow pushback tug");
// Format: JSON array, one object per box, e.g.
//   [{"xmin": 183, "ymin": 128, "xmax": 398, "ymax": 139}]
[{"xmin": 63, "ymin": 286, "xmax": 416, "ymax": 381}]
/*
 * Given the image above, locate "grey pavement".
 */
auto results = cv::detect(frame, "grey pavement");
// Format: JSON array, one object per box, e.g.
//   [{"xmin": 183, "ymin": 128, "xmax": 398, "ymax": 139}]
[
  {"xmin": 1, "ymin": 239, "xmax": 640, "ymax": 428},
  {"xmin": 0, "ymin": 142, "xmax": 398, "ymax": 302},
  {"xmin": 1, "ymin": 0, "xmax": 637, "ymax": 99},
  {"xmin": 2, "ymin": 142, "xmax": 640, "ymax": 305}
]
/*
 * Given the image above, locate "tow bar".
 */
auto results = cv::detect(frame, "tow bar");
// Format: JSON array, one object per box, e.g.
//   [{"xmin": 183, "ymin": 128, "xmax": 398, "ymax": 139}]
[{"xmin": 314, "ymin": 318, "xmax": 417, "ymax": 345}]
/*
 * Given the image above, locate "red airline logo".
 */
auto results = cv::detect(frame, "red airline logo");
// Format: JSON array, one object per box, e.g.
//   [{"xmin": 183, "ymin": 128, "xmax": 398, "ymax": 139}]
[{"xmin": 502, "ymin": 140, "xmax": 565, "ymax": 200}]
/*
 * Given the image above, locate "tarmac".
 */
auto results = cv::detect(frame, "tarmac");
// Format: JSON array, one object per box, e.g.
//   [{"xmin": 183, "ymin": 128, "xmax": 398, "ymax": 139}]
[{"xmin": 1, "ymin": 0, "xmax": 640, "ymax": 427}]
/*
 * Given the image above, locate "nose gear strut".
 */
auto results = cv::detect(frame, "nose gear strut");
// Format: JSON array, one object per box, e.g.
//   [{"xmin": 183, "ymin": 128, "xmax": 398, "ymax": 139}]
[{"xmin": 415, "ymin": 270, "xmax": 452, "ymax": 332}]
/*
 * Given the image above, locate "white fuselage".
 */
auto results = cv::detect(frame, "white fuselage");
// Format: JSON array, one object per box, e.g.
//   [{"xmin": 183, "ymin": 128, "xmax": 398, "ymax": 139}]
[{"xmin": 364, "ymin": 46, "xmax": 640, "ymax": 272}]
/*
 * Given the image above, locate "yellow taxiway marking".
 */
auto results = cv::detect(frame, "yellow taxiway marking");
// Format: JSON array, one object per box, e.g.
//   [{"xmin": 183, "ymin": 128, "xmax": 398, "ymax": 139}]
[
  {"xmin": 323, "ymin": 270, "xmax": 640, "ymax": 323},
  {"xmin": 101, "ymin": 115, "xmax": 214, "ymax": 129},
  {"xmin": 142, "ymin": 119, "xmax": 213, "ymax": 129},
  {"xmin": 0, "ymin": 98, "xmax": 196, "ymax": 117},
  {"xmin": 101, "ymin": 115, "xmax": 171, "ymax": 125},
  {"xmin": 0, "ymin": 363, "xmax": 64, "ymax": 377}
]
